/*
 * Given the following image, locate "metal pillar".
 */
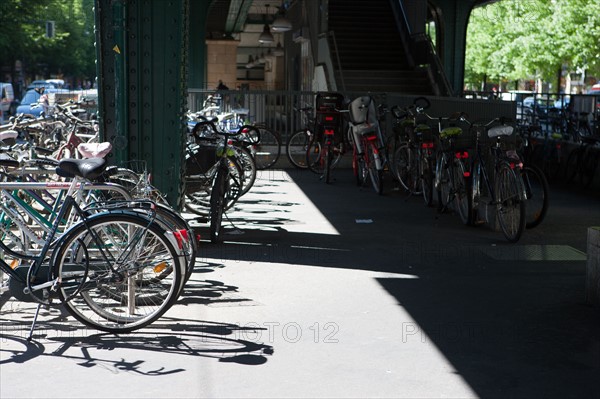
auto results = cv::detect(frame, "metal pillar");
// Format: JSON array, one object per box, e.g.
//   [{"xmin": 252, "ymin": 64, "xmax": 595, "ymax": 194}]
[
  {"xmin": 428, "ymin": 0, "xmax": 478, "ymax": 96},
  {"xmin": 94, "ymin": 0, "xmax": 191, "ymax": 209}
]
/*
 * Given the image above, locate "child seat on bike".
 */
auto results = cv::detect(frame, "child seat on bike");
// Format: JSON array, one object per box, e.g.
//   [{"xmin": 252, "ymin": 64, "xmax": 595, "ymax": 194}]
[
  {"xmin": 348, "ymin": 96, "xmax": 384, "ymax": 153},
  {"xmin": 315, "ymin": 92, "xmax": 345, "ymax": 143}
]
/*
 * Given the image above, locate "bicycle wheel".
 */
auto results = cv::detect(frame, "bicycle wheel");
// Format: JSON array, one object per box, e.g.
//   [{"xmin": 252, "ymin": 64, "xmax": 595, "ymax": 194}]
[
  {"xmin": 286, "ymin": 129, "xmax": 311, "ymax": 169},
  {"xmin": 436, "ymin": 153, "xmax": 451, "ymax": 209},
  {"xmin": 521, "ymin": 165, "xmax": 549, "ymax": 229},
  {"xmin": 352, "ymin": 147, "xmax": 367, "ymax": 187},
  {"xmin": 306, "ymin": 135, "xmax": 324, "ymax": 174},
  {"xmin": 420, "ymin": 155, "xmax": 434, "ymax": 207},
  {"xmin": 452, "ymin": 158, "xmax": 472, "ymax": 225},
  {"xmin": 210, "ymin": 165, "xmax": 228, "ymax": 244},
  {"xmin": 232, "ymin": 145, "xmax": 257, "ymax": 196},
  {"xmin": 52, "ymin": 212, "xmax": 184, "ymax": 333},
  {"xmin": 366, "ymin": 140, "xmax": 384, "ymax": 195},
  {"xmin": 253, "ymin": 126, "xmax": 281, "ymax": 170},
  {"xmin": 495, "ymin": 163, "xmax": 526, "ymax": 243},
  {"xmin": 393, "ymin": 144, "xmax": 419, "ymax": 194}
]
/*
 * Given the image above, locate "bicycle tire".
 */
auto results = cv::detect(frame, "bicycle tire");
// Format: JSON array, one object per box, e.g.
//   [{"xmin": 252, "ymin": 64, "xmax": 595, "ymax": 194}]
[
  {"xmin": 366, "ymin": 140, "xmax": 384, "ymax": 195},
  {"xmin": 420, "ymin": 155, "xmax": 434, "ymax": 207},
  {"xmin": 452, "ymin": 158, "xmax": 472, "ymax": 225},
  {"xmin": 521, "ymin": 165, "xmax": 549, "ymax": 229},
  {"xmin": 87, "ymin": 201, "xmax": 197, "ymax": 286},
  {"xmin": 286, "ymin": 129, "xmax": 311, "ymax": 169},
  {"xmin": 436, "ymin": 153, "xmax": 451, "ymax": 209},
  {"xmin": 495, "ymin": 163, "xmax": 526, "ymax": 243},
  {"xmin": 210, "ymin": 165, "xmax": 227, "ymax": 244},
  {"xmin": 51, "ymin": 211, "xmax": 184, "ymax": 333},
  {"xmin": 393, "ymin": 144, "xmax": 419, "ymax": 194},
  {"xmin": 352, "ymin": 148, "xmax": 365, "ymax": 186},
  {"xmin": 253, "ymin": 126, "xmax": 281, "ymax": 170},
  {"xmin": 233, "ymin": 145, "xmax": 257, "ymax": 196},
  {"xmin": 306, "ymin": 134, "xmax": 324, "ymax": 174}
]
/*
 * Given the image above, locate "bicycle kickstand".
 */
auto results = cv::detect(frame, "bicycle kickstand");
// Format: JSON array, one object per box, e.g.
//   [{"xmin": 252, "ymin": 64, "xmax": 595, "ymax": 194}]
[{"xmin": 27, "ymin": 303, "xmax": 44, "ymax": 341}]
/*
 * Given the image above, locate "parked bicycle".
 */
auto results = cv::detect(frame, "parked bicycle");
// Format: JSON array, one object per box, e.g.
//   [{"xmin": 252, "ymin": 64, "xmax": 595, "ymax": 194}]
[
  {"xmin": 462, "ymin": 115, "xmax": 526, "ymax": 242},
  {"xmin": 306, "ymin": 92, "xmax": 347, "ymax": 184},
  {"xmin": 346, "ymin": 95, "xmax": 387, "ymax": 194},
  {"xmin": 390, "ymin": 97, "xmax": 436, "ymax": 205},
  {"xmin": 415, "ymin": 106, "xmax": 472, "ymax": 224},
  {"xmin": 1, "ymin": 156, "xmax": 186, "ymax": 338},
  {"xmin": 286, "ymin": 105, "xmax": 316, "ymax": 169}
]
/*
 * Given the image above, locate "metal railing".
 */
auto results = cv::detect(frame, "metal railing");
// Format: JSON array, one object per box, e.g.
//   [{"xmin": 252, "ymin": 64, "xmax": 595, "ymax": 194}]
[
  {"xmin": 187, "ymin": 89, "xmax": 524, "ymax": 144},
  {"xmin": 462, "ymin": 91, "xmax": 600, "ymax": 138}
]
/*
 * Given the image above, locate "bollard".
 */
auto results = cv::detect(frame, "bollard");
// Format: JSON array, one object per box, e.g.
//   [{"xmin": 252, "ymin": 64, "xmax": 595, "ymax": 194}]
[{"xmin": 585, "ymin": 227, "xmax": 600, "ymax": 307}]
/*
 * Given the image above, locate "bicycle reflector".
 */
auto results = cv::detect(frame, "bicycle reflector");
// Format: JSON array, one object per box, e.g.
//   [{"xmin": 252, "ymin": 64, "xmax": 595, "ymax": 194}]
[
  {"xmin": 154, "ymin": 262, "xmax": 168, "ymax": 273},
  {"xmin": 324, "ymin": 129, "xmax": 335, "ymax": 136},
  {"xmin": 421, "ymin": 142, "xmax": 434, "ymax": 149},
  {"xmin": 455, "ymin": 151, "xmax": 469, "ymax": 159}
]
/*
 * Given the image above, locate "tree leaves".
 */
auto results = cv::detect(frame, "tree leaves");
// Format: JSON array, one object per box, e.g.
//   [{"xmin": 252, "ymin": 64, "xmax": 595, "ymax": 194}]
[
  {"xmin": 0, "ymin": 0, "xmax": 95, "ymax": 85},
  {"xmin": 465, "ymin": 0, "xmax": 600, "ymax": 88}
]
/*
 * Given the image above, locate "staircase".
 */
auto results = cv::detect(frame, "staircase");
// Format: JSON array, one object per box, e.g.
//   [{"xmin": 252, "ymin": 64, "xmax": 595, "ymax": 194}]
[{"xmin": 328, "ymin": 0, "xmax": 436, "ymax": 95}]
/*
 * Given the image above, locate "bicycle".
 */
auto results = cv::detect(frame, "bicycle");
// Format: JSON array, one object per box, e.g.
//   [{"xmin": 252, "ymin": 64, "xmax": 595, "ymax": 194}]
[
  {"xmin": 306, "ymin": 92, "xmax": 347, "ymax": 184},
  {"xmin": 189, "ymin": 99, "xmax": 282, "ymax": 170},
  {"xmin": 415, "ymin": 106, "xmax": 471, "ymax": 224},
  {"xmin": 346, "ymin": 95, "xmax": 388, "ymax": 194},
  {"xmin": 184, "ymin": 121, "xmax": 257, "ymax": 217},
  {"xmin": 515, "ymin": 125, "xmax": 550, "ymax": 229},
  {"xmin": 194, "ymin": 120, "xmax": 255, "ymax": 243},
  {"xmin": 1, "ymin": 156, "xmax": 186, "ymax": 338},
  {"xmin": 390, "ymin": 97, "xmax": 436, "ymax": 206},
  {"xmin": 462, "ymin": 115, "xmax": 526, "ymax": 242},
  {"xmin": 1, "ymin": 151, "xmax": 197, "ymax": 289},
  {"xmin": 286, "ymin": 105, "xmax": 316, "ymax": 169}
]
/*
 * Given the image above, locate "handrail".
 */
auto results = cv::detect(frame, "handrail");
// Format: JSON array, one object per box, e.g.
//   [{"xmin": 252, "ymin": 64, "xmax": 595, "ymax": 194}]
[{"xmin": 413, "ymin": 32, "xmax": 453, "ymax": 97}]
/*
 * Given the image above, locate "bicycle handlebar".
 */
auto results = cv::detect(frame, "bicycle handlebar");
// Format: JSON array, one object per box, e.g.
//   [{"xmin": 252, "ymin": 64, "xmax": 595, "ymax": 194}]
[{"xmin": 460, "ymin": 114, "xmax": 513, "ymax": 128}]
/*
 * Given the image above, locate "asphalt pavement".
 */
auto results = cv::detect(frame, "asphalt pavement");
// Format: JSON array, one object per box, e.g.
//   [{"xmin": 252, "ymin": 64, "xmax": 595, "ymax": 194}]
[{"xmin": 1, "ymin": 166, "xmax": 600, "ymax": 398}]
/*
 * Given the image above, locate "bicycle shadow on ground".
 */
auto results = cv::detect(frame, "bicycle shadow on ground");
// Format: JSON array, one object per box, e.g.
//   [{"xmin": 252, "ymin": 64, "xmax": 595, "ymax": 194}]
[{"xmin": 0, "ymin": 307, "xmax": 273, "ymax": 372}]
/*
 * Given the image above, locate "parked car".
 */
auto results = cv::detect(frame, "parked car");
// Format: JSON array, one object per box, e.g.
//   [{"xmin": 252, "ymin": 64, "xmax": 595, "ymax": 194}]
[{"xmin": 15, "ymin": 88, "xmax": 63, "ymax": 117}]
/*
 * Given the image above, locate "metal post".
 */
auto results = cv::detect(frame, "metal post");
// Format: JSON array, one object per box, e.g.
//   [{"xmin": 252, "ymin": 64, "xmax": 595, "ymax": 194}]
[{"xmin": 112, "ymin": 0, "xmax": 128, "ymax": 163}]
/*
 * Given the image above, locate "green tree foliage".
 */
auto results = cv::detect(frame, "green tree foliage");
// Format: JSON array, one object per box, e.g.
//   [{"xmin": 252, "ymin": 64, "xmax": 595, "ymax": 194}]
[
  {"xmin": 0, "ymin": 0, "xmax": 95, "ymax": 86},
  {"xmin": 465, "ymin": 0, "xmax": 600, "ymax": 89}
]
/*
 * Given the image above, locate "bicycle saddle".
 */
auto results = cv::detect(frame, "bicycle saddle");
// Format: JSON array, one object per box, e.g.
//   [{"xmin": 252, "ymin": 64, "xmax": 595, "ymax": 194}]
[
  {"xmin": 56, "ymin": 157, "xmax": 107, "ymax": 180},
  {"xmin": 487, "ymin": 125, "xmax": 514, "ymax": 138}
]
